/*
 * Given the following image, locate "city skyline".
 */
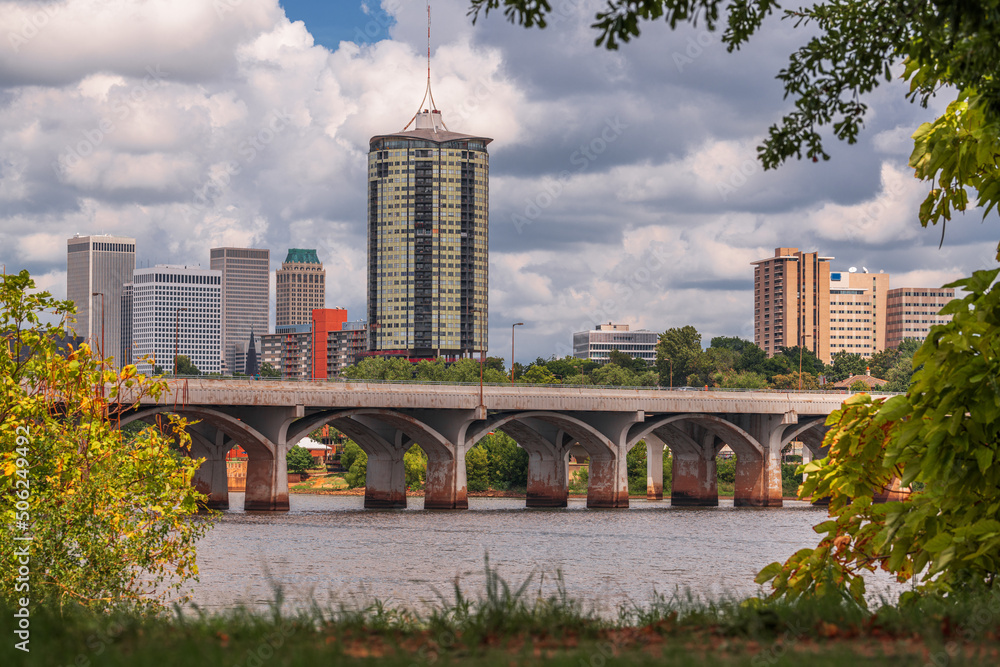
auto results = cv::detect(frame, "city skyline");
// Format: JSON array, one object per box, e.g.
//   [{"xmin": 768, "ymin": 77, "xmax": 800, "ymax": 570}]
[{"xmin": 2, "ymin": 0, "xmax": 996, "ymax": 365}]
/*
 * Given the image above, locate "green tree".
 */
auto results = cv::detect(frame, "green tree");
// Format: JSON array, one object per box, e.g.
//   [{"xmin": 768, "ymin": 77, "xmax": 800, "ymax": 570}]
[
  {"xmin": 770, "ymin": 371, "xmax": 820, "ymax": 390},
  {"xmin": 468, "ymin": 0, "xmax": 1000, "ymax": 257},
  {"xmin": 758, "ymin": 269, "xmax": 1000, "ymax": 603},
  {"xmin": 174, "ymin": 354, "xmax": 200, "ymax": 376},
  {"xmin": 590, "ymin": 363, "xmax": 638, "ymax": 387},
  {"xmin": 342, "ymin": 356, "xmax": 413, "ymax": 381},
  {"xmin": 258, "ymin": 361, "xmax": 280, "ymax": 378},
  {"xmin": 404, "ymin": 445, "xmax": 427, "ymax": 490},
  {"xmin": 485, "ymin": 356, "xmax": 507, "ymax": 373},
  {"xmin": 466, "ymin": 446, "xmax": 490, "ymax": 492},
  {"xmin": 0, "ymin": 271, "xmax": 211, "ymax": 610},
  {"xmin": 849, "ymin": 379, "xmax": 871, "ymax": 393},
  {"xmin": 286, "ymin": 445, "xmax": 314, "ymax": 474},
  {"xmin": 714, "ymin": 370, "xmax": 769, "ymax": 389},
  {"xmin": 626, "ymin": 442, "xmax": 647, "ymax": 495},
  {"xmin": 341, "ymin": 440, "xmax": 365, "ymax": 471},
  {"xmin": 479, "ymin": 432, "xmax": 528, "ymax": 490},
  {"xmin": 344, "ymin": 448, "xmax": 368, "ymax": 489},
  {"xmin": 521, "ymin": 365, "xmax": 559, "ymax": 384},
  {"xmin": 735, "ymin": 343, "xmax": 767, "ymax": 375},
  {"xmin": 656, "ymin": 325, "xmax": 702, "ymax": 387},
  {"xmin": 827, "ymin": 351, "xmax": 868, "ymax": 383}
]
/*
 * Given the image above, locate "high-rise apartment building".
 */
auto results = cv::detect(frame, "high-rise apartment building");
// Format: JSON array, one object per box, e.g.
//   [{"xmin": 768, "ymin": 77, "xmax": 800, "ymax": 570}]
[
  {"xmin": 275, "ymin": 249, "xmax": 325, "ymax": 327},
  {"xmin": 886, "ymin": 287, "xmax": 955, "ymax": 347},
  {"xmin": 366, "ymin": 101, "xmax": 491, "ymax": 358},
  {"xmin": 210, "ymin": 247, "xmax": 270, "ymax": 375},
  {"xmin": 572, "ymin": 323, "xmax": 657, "ymax": 365},
  {"xmin": 261, "ymin": 324, "xmax": 312, "ymax": 380},
  {"xmin": 327, "ymin": 320, "xmax": 368, "ymax": 377},
  {"xmin": 131, "ymin": 265, "xmax": 222, "ymax": 375},
  {"xmin": 752, "ymin": 248, "xmax": 832, "ymax": 361},
  {"xmin": 311, "ymin": 308, "xmax": 348, "ymax": 379},
  {"xmin": 66, "ymin": 234, "xmax": 136, "ymax": 366}
]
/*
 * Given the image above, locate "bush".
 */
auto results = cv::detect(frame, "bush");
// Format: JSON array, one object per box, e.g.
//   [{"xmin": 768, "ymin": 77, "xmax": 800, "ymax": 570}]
[
  {"xmin": 286, "ymin": 445, "xmax": 314, "ymax": 474},
  {"xmin": 345, "ymin": 450, "xmax": 368, "ymax": 489},
  {"xmin": 716, "ymin": 456, "xmax": 737, "ymax": 484},
  {"xmin": 341, "ymin": 441, "xmax": 364, "ymax": 471},
  {"xmin": 479, "ymin": 432, "xmax": 528, "ymax": 490}
]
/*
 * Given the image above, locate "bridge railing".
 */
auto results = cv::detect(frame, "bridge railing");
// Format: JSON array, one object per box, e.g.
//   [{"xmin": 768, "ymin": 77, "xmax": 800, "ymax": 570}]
[{"xmin": 156, "ymin": 375, "xmax": 902, "ymax": 396}]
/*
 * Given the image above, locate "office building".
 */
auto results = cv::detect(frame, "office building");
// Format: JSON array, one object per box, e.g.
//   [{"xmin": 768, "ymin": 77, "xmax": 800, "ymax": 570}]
[
  {"xmin": 886, "ymin": 287, "xmax": 955, "ymax": 347},
  {"xmin": 120, "ymin": 283, "xmax": 133, "ymax": 366},
  {"xmin": 572, "ymin": 323, "xmax": 657, "ymax": 365},
  {"xmin": 275, "ymin": 249, "xmax": 325, "ymax": 327},
  {"xmin": 131, "ymin": 265, "xmax": 222, "ymax": 375},
  {"xmin": 210, "ymin": 247, "xmax": 270, "ymax": 374},
  {"xmin": 752, "ymin": 247, "xmax": 832, "ymax": 361},
  {"xmin": 827, "ymin": 269, "xmax": 889, "ymax": 358},
  {"xmin": 66, "ymin": 234, "xmax": 136, "ymax": 366},
  {"xmin": 259, "ymin": 312, "xmax": 366, "ymax": 379},
  {"xmin": 366, "ymin": 84, "xmax": 491, "ymax": 359}
]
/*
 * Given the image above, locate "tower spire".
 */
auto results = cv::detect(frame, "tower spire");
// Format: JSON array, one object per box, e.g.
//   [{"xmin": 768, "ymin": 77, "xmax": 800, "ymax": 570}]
[{"xmin": 403, "ymin": 1, "xmax": 447, "ymax": 132}]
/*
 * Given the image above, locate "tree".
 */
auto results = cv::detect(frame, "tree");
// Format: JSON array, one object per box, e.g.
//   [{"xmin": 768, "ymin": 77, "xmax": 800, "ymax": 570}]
[
  {"xmin": 656, "ymin": 325, "xmax": 702, "ymax": 387},
  {"xmin": 848, "ymin": 379, "xmax": 870, "ymax": 393},
  {"xmin": 258, "ymin": 361, "xmax": 280, "ymax": 378},
  {"xmin": 827, "ymin": 351, "xmax": 868, "ymax": 383},
  {"xmin": 173, "ymin": 354, "xmax": 200, "ymax": 376},
  {"xmin": 404, "ymin": 445, "xmax": 427, "ymax": 490},
  {"xmin": 626, "ymin": 442, "xmax": 647, "ymax": 495},
  {"xmin": 466, "ymin": 446, "xmax": 490, "ymax": 492},
  {"xmin": 479, "ymin": 432, "xmax": 528, "ymax": 490},
  {"xmin": 758, "ymin": 269, "xmax": 1000, "ymax": 603},
  {"xmin": 770, "ymin": 371, "xmax": 820, "ymax": 390},
  {"xmin": 342, "ymin": 356, "xmax": 413, "ymax": 381},
  {"xmin": 714, "ymin": 370, "xmax": 769, "ymax": 389},
  {"xmin": 521, "ymin": 365, "xmax": 559, "ymax": 384},
  {"xmin": 467, "ymin": 0, "xmax": 1000, "ymax": 257},
  {"xmin": 0, "ymin": 271, "xmax": 210, "ymax": 610},
  {"xmin": 286, "ymin": 445, "xmax": 314, "ymax": 474}
]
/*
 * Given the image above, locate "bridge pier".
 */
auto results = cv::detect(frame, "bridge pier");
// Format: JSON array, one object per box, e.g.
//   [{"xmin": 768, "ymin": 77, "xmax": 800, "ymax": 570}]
[
  {"xmin": 645, "ymin": 435, "xmax": 664, "ymax": 500},
  {"xmin": 364, "ymin": 446, "xmax": 408, "ymax": 509},
  {"xmin": 228, "ymin": 407, "xmax": 294, "ymax": 512},
  {"xmin": 500, "ymin": 419, "xmax": 571, "ymax": 508},
  {"xmin": 188, "ymin": 424, "xmax": 230, "ymax": 510},
  {"xmin": 582, "ymin": 414, "xmax": 635, "ymax": 509},
  {"xmin": 664, "ymin": 426, "xmax": 718, "ymax": 507}
]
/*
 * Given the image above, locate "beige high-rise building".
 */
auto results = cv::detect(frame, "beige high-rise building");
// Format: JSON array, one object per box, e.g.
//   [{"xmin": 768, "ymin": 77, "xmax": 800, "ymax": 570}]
[
  {"xmin": 66, "ymin": 234, "xmax": 136, "ymax": 367},
  {"xmin": 886, "ymin": 287, "xmax": 955, "ymax": 347},
  {"xmin": 275, "ymin": 249, "xmax": 325, "ymax": 327},
  {"xmin": 827, "ymin": 269, "xmax": 889, "ymax": 358},
  {"xmin": 210, "ymin": 247, "xmax": 270, "ymax": 374},
  {"xmin": 367, "ymin": 106, "xmax": 491, "ymax": 358},
  {"xmin": 752, "ymin": 247, "xmax": 832, "ymax": 361}
]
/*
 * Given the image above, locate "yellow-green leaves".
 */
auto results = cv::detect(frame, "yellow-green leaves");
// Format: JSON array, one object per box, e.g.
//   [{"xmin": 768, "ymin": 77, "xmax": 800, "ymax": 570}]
[{"xmin": 1, "ymin": 271, "xmax": 213, "ymax": 611}]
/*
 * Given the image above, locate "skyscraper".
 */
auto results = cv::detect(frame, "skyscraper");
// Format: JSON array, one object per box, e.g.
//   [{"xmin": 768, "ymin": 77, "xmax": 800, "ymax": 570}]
[
  {"xmin": 886, "ymin": 287, "xmax": 955, "ymax": 347},
  {"xmin": 66, "ymin": 234, "xmax": 136, "ymax": 366},
  {"xmin": 210, "ymin": 247, "xmax": 270, "ymax": 374},
  {"xmin": 366, "ymin": 96, "xmax": 490, "ymax": 357},
  {"xmin": 131, "ymin": 265, "xmax": 222, "ymax": 375},
  {"xmin": 752, "ymin": 247, "xmax": 832, "ymax": 361},
  {"xmin": 275, "ymin": 249, "xmax": 325, "ymax": 327}
]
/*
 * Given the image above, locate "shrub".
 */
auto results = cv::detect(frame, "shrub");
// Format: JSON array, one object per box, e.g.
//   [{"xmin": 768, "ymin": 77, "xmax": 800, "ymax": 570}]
[{"xmin": 286, "ymin": 445, "xmax": 314, "ymax": 474}]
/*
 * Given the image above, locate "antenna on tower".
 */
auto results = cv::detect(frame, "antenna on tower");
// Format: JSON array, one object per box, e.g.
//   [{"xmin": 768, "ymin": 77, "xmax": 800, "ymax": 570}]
[{"xmin": 403, "ymin": 1, "xmax": 448, "ymax": 131}]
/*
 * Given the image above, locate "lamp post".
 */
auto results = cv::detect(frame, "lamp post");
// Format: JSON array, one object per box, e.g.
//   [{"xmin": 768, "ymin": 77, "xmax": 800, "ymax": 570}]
[
  {"xmin": 90, "ymin": 292, "xmax": 105, "ymax": 360},
  {"xmin": 174, "ymin": 307, "xmax": 189, "ymax": 376},
  {"xmin": 510, "ymin": 322, "xmax": 524, "ymax": 382}
]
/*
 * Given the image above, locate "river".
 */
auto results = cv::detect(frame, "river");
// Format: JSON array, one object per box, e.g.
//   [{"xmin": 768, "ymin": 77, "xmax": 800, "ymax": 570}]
[{"xmin": 183, "ymin": 493, "xmax": 897, "ymax": 616}]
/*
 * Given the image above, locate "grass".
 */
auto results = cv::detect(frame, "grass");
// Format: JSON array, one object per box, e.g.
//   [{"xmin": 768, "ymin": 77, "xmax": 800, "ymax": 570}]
[{"xmin": 6, "ymin": 563, "xmax": 1000, "ymax": 666}]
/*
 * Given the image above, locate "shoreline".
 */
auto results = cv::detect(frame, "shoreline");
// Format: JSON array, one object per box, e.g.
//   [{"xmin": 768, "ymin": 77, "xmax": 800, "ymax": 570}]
[{"xmin": 286, "ymin": 487, "xmax": 803, "ymax": 501}]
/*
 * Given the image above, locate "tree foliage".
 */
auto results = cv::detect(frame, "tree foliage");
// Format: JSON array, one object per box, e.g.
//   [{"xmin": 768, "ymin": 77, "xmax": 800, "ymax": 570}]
[
  {"xmin": 258, "ymin": 362, "xmax": 280, "ymax": 378},
  {"xmin": 758, "ymin": 269, "xmax": 1000, "ymax": 603},
  {"xmin": 286, "ymin": 445, "xmax": 314, "ymax": 474},
  {"xmin": 405, "ymin": 445, "xmax": 427, "ymax": 490},
  {"xmin": 468, "ymin": 0, "xmax": 1000, "ymax": 255},
  {"xmin": 173, "ymin": 355, "xmax": 200, "ymax": 376},
  {"xmin": 0, "ymin": 271, "xmax": 211, "ymax": 611},
  {"xmin": 656, "ymin": 325, "xmax": 702, "ymax": 387}
]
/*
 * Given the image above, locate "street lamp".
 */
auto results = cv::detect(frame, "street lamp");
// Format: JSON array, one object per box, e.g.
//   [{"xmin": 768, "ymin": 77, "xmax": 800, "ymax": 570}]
[
  {"xmin": 174, "ymin": 307, "xmax": 189, "ymax": 376},
  {"xmin": 510, "ymin": 322, "xmax": 524, "ymax": 382},
  {"xmin": 91, "ymin": 292, "xmax": 105, "ymax": 360}
]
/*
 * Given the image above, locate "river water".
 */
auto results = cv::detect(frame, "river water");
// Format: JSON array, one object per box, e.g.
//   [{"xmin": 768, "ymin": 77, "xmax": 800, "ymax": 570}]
[{"xmin": 184, "ymin": 493, "xmax": 896, "ymax": 616}]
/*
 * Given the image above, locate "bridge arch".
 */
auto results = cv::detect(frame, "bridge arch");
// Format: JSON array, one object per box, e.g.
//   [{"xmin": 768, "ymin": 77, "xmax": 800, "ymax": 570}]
[{"xmin": 119, "ymin": 406, "xmax": 276, "ymax": 459}]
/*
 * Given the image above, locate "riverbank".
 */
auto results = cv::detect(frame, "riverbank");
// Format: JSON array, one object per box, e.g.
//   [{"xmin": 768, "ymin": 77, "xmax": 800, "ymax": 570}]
[{"xmin": 9, "ymin": 574, "xmax": 999, "ymax": 667}]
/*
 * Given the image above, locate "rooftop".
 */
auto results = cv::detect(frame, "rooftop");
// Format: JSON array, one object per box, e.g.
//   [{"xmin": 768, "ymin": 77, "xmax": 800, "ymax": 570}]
[{"xmin": 284, "ymin": 248, "xmax": 321, "ymax": 265}]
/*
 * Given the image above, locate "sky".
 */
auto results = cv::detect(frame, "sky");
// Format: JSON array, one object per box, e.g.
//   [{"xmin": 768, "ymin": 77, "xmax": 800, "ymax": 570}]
[{"xmin": 1, "ymin": 0, "xmax": 997, "ymax": 365}]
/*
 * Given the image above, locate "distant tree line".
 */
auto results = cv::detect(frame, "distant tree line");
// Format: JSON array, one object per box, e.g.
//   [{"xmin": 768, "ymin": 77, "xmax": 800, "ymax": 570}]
[{"xmin": 335, "ymin": 328, "xmax": 924, "ymax": 391}]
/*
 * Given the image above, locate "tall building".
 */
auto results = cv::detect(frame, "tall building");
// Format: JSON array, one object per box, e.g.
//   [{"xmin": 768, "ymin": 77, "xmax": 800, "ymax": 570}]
[
  {"xmin": 752, "ymin": 248, "xmax": 832, "ymax": 361},
  {"xmin": 828, "ymin": 269, "xmax": 889, "ymax": 358},
  {"xmin": 327, "ymin": 320, "xmax": 368, "ymax": 376},
  {"xmin": 210, "ymin": 247, "xmax": 270, "ymax": 375},
  {"xmin": 366, "ymin": 84, "xmax": 491, "ymax": 358},
  {"xmin": 886, "ymin": 287, "xmax": 955, "ymax": 347},
  {"xmin": 261, "ymin": 324, "xmax": 312, "ymax": 380},
  {"xmin": 66, "ymin": 234, "xmax": 136, "ymax": 366},
  {"xmin": 131, "ymin": 265, "xmax": 222, "ymax": 375},
  {"xmin": 275, "ymin": 249, "xmax": 325, "ymax": 327},
  {"xmin": 121, "ymin": 283, "xmax": 133, "ymax": 366},
  {"xmin": 573, "ymin": 323, "xmax": 657, "ymax": 365},
  {"xmin": 311, "ymin": 308, "xmax": 348, "ymax": 379}
]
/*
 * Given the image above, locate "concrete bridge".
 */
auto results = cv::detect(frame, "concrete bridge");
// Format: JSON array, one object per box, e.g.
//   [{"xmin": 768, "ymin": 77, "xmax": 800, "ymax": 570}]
[{"xmin": 117, "ymin": 380, "xmax": 848, "ymax": 511}]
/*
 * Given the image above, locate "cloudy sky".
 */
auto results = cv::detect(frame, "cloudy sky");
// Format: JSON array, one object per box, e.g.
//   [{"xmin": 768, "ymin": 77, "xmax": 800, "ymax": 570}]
[{"xmin": 1, "ymin": 0, "xmax": 996, "ymax": 364}]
